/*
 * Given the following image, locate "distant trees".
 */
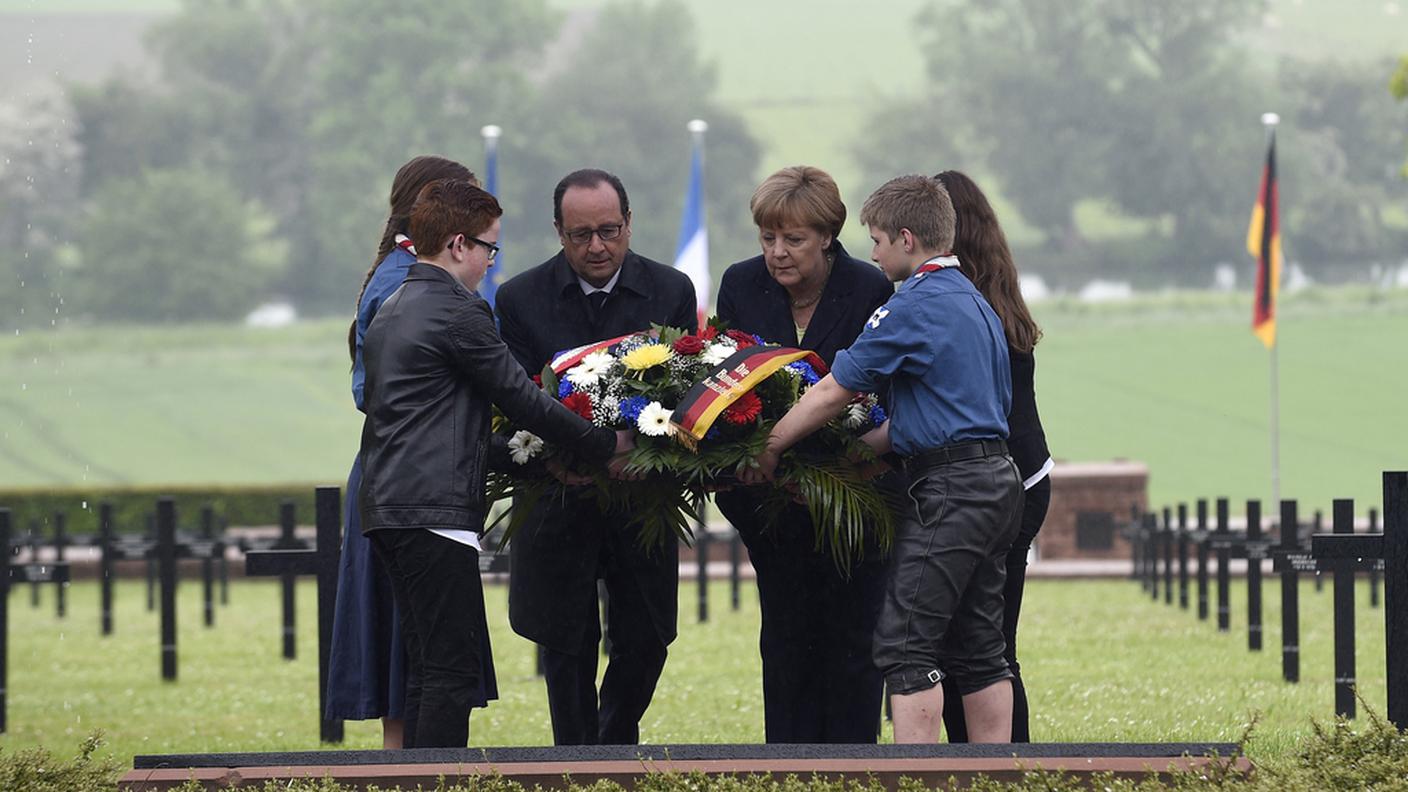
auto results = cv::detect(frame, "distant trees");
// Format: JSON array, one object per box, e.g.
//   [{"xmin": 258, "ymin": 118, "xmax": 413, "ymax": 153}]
[
  {"xmin": 1393, "ymin": 55, "xmax": 1408, "ymax": 177},
  {"xmin": 856, "ymin": 0, "xmax": 1408, "ymax": 285},
  {"xmin": 16, "ymin": 0, "xmax": 759, "ymax": 325}
]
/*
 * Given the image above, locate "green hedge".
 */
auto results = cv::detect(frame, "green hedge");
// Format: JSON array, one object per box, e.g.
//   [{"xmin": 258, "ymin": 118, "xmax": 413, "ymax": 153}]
[{"xmin": 0, "ymin": 483, "xmax": 330, "ymax": 537}]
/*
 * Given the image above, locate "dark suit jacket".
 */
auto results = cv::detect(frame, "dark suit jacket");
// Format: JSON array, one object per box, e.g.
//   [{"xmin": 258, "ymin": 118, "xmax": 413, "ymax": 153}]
[
  {"xmin": 714, "ymin": 242, "xmax": 893, "ymax": 366},
  {"xmin": 713, "ymin": 243, "xmax": 896, "ymax": 547},
  {"xmin": 494, "ymin": 250, "xmax": 697, "ymax": 653}
]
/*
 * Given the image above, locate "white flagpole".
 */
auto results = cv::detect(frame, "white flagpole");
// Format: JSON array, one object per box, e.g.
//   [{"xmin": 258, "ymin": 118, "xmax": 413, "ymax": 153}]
[{"xmin": 1262, "ymin": 111, "xmax": 1281, "ymax": 510}]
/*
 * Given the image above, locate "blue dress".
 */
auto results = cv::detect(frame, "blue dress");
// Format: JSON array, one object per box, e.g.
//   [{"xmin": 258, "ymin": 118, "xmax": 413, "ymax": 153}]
[{"xmin": 325, "ymin": 245, "xmax": 415, "ymax": 721}]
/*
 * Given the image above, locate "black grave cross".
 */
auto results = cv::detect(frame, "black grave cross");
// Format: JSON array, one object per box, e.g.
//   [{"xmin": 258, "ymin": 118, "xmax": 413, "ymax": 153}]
[
  {"xmin": 1, "ymin": 508, "xmax": 72, "ymax": 734},
  {"xmin": 1270, "ymin": 473, "xmax": 1405, "ymax": 728},
  {"xmin": 1214, "ymin": 498, "xmax": 1232, "ymax": 632},
  {"xmin": 1271, "ymin": 499, "xmax": 1303, "ymax": 683},
  {"xmin": 1208, "ymin": 501, "xmax": 1276, "ymax": 652},
  {"xmin": 243, "ymin": 487, "xmax": 344, "ymax": 744},
  {"xmin": 1195, "ymin": 499, "xmax": 1211, "ymax": 621},
  {"xmin": 1177, "ymin": 503, "xmax": 1190, "ymax": 610},
  {"xmin": 1308, "ymin": 478, "xmax": 1404, "ymax": 728},
  {"xmin": 1161, "ymin": 506, "xmax": 1174, "ymax": 606}
]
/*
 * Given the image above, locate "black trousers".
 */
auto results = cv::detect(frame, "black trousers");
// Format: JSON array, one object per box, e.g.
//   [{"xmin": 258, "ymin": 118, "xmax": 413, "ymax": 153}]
[
  {"xmin": 730, "ymin": 500, "xmax": 886, "ymax": 743},
  {"xmin": 873, "ymin": 452, "xmax": 1023, "ymax": 696},
  {"xmin": 540, "ymin": 558, "xmax": 669, "ymax": 745},
  {"xmin": 942, "ymin": 475, "xmax": 1051, "ymax": 742},
  {"xmin": 370, "ymin": 530, "xmax": 489, "ymax": 748}
]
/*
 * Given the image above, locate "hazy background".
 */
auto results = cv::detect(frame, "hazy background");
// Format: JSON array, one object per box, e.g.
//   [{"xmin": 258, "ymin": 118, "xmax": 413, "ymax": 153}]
[{"xmin": 1, "ymin": 0, "xmax": 1406, "ymax": 509}]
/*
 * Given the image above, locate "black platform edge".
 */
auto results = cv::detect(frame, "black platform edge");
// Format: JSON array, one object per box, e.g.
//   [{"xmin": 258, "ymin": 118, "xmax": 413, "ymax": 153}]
[{"xmin": 134, "ymin": 742, "xmax": 1242, "ymax": 769}]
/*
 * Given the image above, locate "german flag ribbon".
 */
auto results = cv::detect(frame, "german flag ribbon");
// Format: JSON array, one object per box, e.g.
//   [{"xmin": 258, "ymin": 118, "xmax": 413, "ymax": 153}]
[
  {"xmin": 671, "ymin": 345, "xmax": 826, "ymax": 447},
  {"xmin": 549, "ymin": 332, "xmax": 640, "ymax": 375}
]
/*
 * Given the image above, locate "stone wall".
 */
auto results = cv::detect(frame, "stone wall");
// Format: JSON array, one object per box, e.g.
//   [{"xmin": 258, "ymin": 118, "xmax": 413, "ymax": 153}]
[{"xmin": 1037, "ymin": 461, "xmax": 1148, "ymax": 560}]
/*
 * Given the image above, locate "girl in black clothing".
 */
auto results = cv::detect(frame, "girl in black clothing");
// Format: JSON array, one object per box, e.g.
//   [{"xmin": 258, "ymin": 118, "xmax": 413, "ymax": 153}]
[{"xmin": 934, "ymin": 170, "xmax": 1053, "ymax": 743}]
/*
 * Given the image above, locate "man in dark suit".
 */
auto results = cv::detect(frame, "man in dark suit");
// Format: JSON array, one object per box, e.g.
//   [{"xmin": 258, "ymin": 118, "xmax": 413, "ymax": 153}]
[{"xmin": 495, "ymin": 169, "xmax": 698, "ymax": 745}]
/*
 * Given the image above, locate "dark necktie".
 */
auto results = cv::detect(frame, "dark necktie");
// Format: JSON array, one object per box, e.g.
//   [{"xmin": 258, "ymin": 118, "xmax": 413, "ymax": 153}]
[{"xmin": 586, "ymin": 291, "xmax": 608, "ymax": 316}]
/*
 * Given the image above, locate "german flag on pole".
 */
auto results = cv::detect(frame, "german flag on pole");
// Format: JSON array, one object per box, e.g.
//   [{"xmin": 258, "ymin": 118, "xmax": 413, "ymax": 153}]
[{"xmin": 1247, "ymin": 129, "xmax": 1281, "ymax": 348}]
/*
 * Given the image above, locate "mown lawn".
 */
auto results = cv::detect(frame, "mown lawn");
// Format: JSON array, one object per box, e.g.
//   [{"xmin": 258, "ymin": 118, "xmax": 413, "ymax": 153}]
[
  {"xmin": 2, "ymin": 288, "xmax": 1404, "ymax": 509},
  {"xmin": 0, "ymin": 575, "xmax": 1390, "ymax": 765}
]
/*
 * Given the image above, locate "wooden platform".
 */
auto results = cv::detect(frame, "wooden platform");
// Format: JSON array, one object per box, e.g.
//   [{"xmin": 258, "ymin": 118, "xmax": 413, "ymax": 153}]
[{"xmin": 121, "ymin": 743, "xmax": 1250, "ymax": 790}]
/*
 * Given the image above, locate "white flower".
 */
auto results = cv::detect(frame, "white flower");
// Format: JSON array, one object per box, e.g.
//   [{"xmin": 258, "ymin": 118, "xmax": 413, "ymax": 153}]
[
  {"xmin": 566, "ymin": 350, "xmax": 614, "ymax": 389},
  {"xmin": 507, "ymin": 430, "xmax": 544, "ymax": 464},
  {"xmin": 594, "ymin": 395, "xmax": 621, "ymax": 427},
  {"xmin": 701, "ymin": 343, "xmax": 734, "ymax": 366},
  {"xmin": 636, "ymin": 401, "xmax": 677, "ymax": 437},
  {"xmin": 843, "ymin": 402, "xmax": 870, "ymax": 429}
]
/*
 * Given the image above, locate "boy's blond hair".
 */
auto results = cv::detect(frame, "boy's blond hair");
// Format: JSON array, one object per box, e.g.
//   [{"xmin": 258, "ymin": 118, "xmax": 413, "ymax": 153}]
[{"xmin": 859, "ymin": 174, "xmax": 956, "ymax": 253}]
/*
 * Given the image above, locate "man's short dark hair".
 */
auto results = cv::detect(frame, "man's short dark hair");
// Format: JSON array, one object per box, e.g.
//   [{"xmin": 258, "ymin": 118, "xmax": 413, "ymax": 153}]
[
  {"xmin": 409, "ymin": 179, "xmax": 503, "ymax": 257},
  {"xmin": 553, "ymin": 169, "xmax": 630, "ymax": 226}
]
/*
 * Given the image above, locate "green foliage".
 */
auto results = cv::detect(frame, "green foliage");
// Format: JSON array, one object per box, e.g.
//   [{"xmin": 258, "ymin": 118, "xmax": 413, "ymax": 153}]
[
  {"xmin": 855, "ymin": 0, "xmax": 1408, "ymax": 283},
  {"xmin": 502, "ymin": 0, "xmax": 762, "ymax": 276},
  {"xmin": 0, "ymin": 483, "xmax": 319, "ymax": 534},
  {"xmin": 1394, "ymin": 54, "xmax": 1408, "ymax": 178},
  {"xmin": 57, "ymin": 0, "xmax": 760, "ymax": 316},
  {"xmin": 0, "ymin": 95, "xmax": 83, "ymax": 331},
  {"xmin": 0, "ymin": 734, "xmax": 120, "ymax": 792},
  {"xmin": 72, "ymin": 167, "xmax": 287, "ymax": 322},
  {"xmin": 1275, "ymin": 57, "xmax": 1408, "ymax": 269}
]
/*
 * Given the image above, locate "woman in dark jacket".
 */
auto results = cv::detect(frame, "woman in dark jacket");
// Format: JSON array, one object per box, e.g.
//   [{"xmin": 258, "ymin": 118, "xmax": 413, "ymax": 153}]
[
  {"xmin": 326, "ymin": 156, "xmax": 476, "ymax": 748},
  {"xmin": 933, "ymin": 170, "xmax": 1052, "ymax": 743},
  {"xmin": 715, "ymin": 165, "xmax": 895, "ymax": 743}
]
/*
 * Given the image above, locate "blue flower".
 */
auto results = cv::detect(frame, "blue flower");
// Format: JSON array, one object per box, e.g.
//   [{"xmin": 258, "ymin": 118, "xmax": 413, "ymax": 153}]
[
  {"xmin": 705, "ymin": 425, "xmax": 722, "ymax": 440},
  {"xmin": 786, "ymin": 361, "xmax": 820, "ymax": 385},
  {"xmin": 619, "ymin": 395, "xmax": 649, "ymax": 423},
  {"xmin": 869, "ymin": 403, "xmax": 888, "ymax": 427},
  {"xmin": 557, "ymin": 379, "xmax": 575, "ymax": 399},
  {"xmin": 752, "ymin": 333, "xmax": 766, "ymax": 346}
]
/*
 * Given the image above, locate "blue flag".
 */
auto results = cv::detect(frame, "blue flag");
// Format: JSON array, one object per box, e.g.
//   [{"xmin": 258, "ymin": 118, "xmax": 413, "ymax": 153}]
[
  {"xmin": 480, "ymin": 137, "xmax": 501, "ymax": 307},
  {"xmin": 673, "ymin": 142, "xmax": 709, "ymax": 320}
]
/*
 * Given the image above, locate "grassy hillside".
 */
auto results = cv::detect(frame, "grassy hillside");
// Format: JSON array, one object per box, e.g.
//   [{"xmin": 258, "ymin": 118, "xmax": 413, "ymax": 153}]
[{"xmin": 0, "ymin": 288, "xmax": 1403, "ymax": 510}]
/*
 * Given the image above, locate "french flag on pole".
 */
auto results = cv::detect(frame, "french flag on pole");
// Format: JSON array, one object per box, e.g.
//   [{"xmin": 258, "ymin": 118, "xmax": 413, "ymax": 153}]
[
  {"xmin": 674, "ymin": 119, "xmax": 710, "ymax": 324},
  {"xmin": 479, "ymin": 124, "xmax": 502, "ymax": 307}
]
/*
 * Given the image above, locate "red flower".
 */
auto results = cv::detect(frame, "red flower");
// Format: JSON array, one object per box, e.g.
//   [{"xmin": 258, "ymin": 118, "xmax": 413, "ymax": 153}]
[
  {"xmin": 725, "ymin": 329, "xmax": 757, "ymax": 348},
  {"xmin": 698, "ymin": 325, "xmax": 719, "ymax": 341},
  {"xmin": 562, "ymin": 392, "xmax": 593, "ymax": 421},
  {"xmin": 721, "ymin": 391, "xmax": 762, "ymax": 425},
  {"xmin": 673, "ymin": 335, "xmax": 705, "ymax": 355},
  {"xmin": 532, "ymin": 374, "xmax": 543, "ymax": 388}
]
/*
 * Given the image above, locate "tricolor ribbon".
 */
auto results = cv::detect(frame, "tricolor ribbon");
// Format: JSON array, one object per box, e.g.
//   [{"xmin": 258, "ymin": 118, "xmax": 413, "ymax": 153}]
[
  {"xmin": 549, "ymin": 332, "xmax": 639, "ymax": 375},
  {"xmin": 670, "ymin": 345, "xmax": 825, "ymax": 449}
]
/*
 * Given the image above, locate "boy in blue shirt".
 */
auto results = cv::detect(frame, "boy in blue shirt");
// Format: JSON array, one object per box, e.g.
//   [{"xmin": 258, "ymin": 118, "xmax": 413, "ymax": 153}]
[{"xmin": 742, "ymin": 175, "xmax": 1023, "ymax": 743}]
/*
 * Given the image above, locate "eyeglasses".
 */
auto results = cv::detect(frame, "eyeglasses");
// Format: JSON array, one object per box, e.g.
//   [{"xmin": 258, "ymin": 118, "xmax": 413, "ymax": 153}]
[
  {"xmin": 450, "ymin": 234, "xmax": 500, "ymax": 262},
  {"xmin": 562, "ymin": 224, "xmax": 624, "ymax": 246}
]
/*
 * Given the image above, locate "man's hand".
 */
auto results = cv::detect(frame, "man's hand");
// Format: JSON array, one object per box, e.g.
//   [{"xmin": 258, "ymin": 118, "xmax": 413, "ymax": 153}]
[
  {"xmin": 613, "ymin": 429, "xmax": 636, "ymax": 456},
  {"xmin": 608, "ymin": 430, "xmax": 643, "ymax": 480},
  {"xmin": 546, "ymin": 457, "xmax": 594, "ymax": 486}
]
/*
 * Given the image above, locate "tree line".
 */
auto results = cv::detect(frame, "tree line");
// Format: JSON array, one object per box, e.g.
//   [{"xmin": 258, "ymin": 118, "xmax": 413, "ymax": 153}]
[{"xmin": 1, "ymin": 0, "xmax": 1405, "ymax": 327}]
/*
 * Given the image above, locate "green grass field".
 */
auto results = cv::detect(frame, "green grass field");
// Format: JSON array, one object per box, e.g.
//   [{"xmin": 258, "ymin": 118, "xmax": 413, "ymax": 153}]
[
  {"xmin": 0, "ymin": 576, "xmax": 1390, "ymax": 764},
  {"xmin": 1, "ymin": 288, "xmax": 1404, "ymax": 510}
]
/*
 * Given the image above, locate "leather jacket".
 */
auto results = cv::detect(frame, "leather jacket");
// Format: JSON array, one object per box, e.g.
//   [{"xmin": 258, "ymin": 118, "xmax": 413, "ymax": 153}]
[{"xmin": 359, "ymin": 262, "xmax": 614, "ymax": 534}]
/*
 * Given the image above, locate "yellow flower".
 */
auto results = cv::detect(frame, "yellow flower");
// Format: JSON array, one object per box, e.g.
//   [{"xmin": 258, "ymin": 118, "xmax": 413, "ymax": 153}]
[{"xmin": 621, "ymin": 343, "xmax": 672, "ymax": 371}]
